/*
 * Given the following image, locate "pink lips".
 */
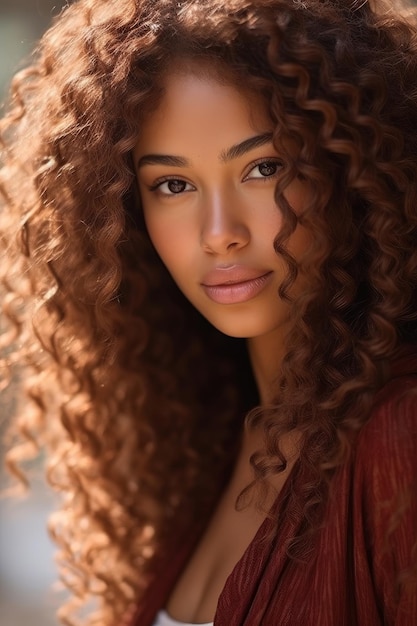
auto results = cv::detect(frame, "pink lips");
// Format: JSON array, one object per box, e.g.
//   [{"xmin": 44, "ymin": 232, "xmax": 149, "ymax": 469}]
[{"xmin": 201, "ymin": 266, "xmax": 273, "ymax": 304}]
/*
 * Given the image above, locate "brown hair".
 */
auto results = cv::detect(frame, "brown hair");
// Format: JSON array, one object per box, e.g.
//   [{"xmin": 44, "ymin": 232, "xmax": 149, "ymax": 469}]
[{"xmin": 1, "ymin": 0, "xmax": 417, "ymax": 623}]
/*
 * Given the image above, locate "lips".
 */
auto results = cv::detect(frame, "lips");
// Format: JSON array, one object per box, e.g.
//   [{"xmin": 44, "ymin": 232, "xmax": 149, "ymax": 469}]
[{"xmin": 201, "ymin": 266, "xmax": 273, "ymax": 304}]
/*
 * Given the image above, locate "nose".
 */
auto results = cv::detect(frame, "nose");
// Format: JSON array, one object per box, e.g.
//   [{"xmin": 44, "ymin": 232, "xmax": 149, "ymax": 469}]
[{"xmin": 200, "ymin": 189, "xmax": 250, "ymax": 255}]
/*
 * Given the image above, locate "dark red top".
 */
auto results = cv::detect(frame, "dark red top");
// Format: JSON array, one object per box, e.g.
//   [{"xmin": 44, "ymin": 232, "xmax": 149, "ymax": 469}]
[{"xmin": 131, "ymin": 350, "xmax": 417, "ymax": 626}]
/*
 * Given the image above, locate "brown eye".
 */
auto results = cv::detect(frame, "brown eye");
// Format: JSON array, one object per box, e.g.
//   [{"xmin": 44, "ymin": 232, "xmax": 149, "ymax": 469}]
[
  {"xmin": 258, "ymin": 162, "xmax": 278, "ymax": 177},
  {"xmin": 166, "ymin": 179, "xmax": 187, "ymax": 193},
  {"xmin": 244, "ymin": 159, "xmax": 282, "ymax": 181},
  {"xmin": 152, "ymin": 178, "xmax": 195, "ymax": 195}
]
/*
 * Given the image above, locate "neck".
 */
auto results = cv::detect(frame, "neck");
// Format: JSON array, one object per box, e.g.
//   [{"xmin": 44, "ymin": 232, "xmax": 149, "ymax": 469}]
[{"xmin": 247, "ymin": 329, "xmax": 286, "ymax": 406}]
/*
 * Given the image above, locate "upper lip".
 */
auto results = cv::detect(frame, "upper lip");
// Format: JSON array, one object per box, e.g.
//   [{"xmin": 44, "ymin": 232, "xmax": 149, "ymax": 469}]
[{"xmin": 201, "ymin": 265, "xmax": 271, "ymax": 286}]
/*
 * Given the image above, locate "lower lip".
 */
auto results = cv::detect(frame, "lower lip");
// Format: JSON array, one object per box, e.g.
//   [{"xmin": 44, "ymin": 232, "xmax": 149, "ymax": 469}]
[{"xmin": 202, "ymin": 272, "xmax": 273, "ymax": 304}]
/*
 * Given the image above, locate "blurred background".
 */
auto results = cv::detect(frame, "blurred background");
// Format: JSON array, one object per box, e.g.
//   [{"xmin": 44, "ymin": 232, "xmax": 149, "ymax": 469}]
[{"xmin": 0, "ymin": 4, "xmax": 70, "ymax": 625}]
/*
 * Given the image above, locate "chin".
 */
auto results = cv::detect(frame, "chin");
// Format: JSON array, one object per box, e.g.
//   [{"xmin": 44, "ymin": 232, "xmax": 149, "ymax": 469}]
[
  {"xmin": 208, "ymin": 320, "xmax": 276, "ymax": 340},
  {"xmin": 217, "ymin": 327, "xmax": 253, "ymax": 339}
]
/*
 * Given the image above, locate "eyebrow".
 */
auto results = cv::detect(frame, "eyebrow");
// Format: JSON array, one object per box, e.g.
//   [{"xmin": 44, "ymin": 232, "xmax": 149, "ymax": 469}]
[
  {"xmin": 137, "ymin": 154, "xmax": 188, "ymax": 168},
  {"xmin": 220, "ymin": 132, "xmax": 274, "ymax": 162},
  {"xmin": 136, "ymin": 132, "xmax": 274, "ymax": 169}
]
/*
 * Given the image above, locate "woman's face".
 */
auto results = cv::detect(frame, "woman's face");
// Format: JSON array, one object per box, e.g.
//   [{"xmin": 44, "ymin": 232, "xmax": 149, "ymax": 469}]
[{"xmin": 133, "ymin": 65, "xmax": 310, "ymax": 339}]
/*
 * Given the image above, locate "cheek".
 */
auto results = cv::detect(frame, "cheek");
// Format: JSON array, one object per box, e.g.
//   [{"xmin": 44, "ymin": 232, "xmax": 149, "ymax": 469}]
[
  {"xmin": 143, "ymin": 211, "xmax": 190, "ymax": 277},
  {"xmin": 284, "ymin": 177, "xmax": 312, "ymax": 214},
  {"xmin": 141, "ymin": 198, "xmax": 168, "ymax": 253},
  {"xmin": 145, "ymin": 219, "xmax": 171, "ymax": 262}
]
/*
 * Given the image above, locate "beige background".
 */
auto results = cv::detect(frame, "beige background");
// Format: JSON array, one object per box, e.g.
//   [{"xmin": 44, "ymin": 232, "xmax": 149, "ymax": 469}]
[{"xmin": 0, "ymin": 3, "xmax": 69, "ymax": 625}]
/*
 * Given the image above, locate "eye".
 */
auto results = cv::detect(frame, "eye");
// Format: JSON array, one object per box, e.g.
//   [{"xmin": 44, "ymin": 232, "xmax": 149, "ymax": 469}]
[
  {"xmin": 150, "ymin": 178, "xmax": 195, "ymax": 195},
  {"xmin": 244, "ymin": 159, "xmax": 282, "ymax": 181}
]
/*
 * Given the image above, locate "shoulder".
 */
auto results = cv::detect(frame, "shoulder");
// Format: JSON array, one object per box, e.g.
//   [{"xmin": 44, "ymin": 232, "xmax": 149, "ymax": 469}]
[
  {"xmin": 358, "ymin": 373, "xmax": 417, "ymax": 457},
  {"xmin": 352, "ymin": 369, "xmax": 417, "ymax": 539},
  {"xmin": 350, "ymin": 360, "xmax": 417, "ymax": 617}
]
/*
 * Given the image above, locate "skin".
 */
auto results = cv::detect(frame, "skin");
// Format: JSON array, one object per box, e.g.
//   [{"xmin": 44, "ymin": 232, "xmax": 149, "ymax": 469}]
[
  {"xmin": 133, "ymin": 63, "xmax": 307, "ymax": 621},
  {"xmin": 134, "ymin": 63, "xmax": 311, "ymax": 404}
]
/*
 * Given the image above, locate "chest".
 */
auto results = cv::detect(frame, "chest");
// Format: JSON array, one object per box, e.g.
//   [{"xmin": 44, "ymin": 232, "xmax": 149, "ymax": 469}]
[
  {"xmin": 134, "ymin": 445, "xmax": 391, "ymax": 626},
  {"xmin": 166, "ymin": 433, "xmax": 298, "ymax": 624}
]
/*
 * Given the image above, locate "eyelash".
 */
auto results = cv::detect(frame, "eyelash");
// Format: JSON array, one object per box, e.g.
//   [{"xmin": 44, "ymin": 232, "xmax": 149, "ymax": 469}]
[
  {"xmin": 148, "ymin": 177, "xmax": 194, "ymax": 195},
  {"xmin": 147, "ymin": 158, "xmax": 283, "ymax": 196},
  {"xmin": 243, "ymin": 158, "xmax": 283, "ymax": 181}
]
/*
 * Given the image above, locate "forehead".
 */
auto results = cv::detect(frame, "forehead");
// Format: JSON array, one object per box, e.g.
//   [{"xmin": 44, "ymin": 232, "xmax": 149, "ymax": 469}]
[{"xmin": 134, "ymin": 65, "xmax": 273, "ymax": 154}]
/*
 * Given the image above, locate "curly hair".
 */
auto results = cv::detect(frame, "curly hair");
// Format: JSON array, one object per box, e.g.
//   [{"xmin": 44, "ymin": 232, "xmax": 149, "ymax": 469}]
[{"xmin": 1, "ymin": 0, "xmax": 417, "ymax": 624}]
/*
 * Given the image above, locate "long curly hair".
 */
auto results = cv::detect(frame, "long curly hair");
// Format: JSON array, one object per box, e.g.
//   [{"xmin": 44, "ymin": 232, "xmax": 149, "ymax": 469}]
[{"xmin": 1, "ymin": 0, "xmax": 417, "ymax": 623}]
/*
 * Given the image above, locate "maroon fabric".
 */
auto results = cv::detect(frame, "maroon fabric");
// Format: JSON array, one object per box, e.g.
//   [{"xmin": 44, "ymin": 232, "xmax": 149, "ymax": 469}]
[{"xmin": 131, "ymin": 351, "xmax": 417, "ymax": 626}]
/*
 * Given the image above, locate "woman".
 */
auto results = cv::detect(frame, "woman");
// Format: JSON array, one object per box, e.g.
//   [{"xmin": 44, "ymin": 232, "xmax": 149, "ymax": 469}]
[{"xmin": 1, "ymin": 0, "xmax": 416, "ymax": 625}]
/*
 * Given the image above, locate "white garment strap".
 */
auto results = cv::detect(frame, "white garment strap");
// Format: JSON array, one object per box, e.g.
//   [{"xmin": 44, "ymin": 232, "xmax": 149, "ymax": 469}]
[{"xmin": 152, "ymin": 609, "xmax": 213, "ymax": 626}]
